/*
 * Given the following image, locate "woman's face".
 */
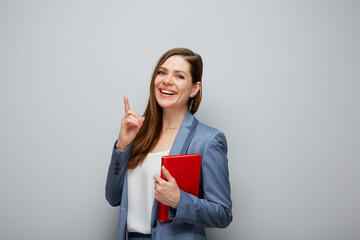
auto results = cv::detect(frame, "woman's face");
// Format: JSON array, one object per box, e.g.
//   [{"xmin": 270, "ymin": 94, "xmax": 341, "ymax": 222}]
[{"xmin": 154, "ymin": 55, "xmax": 200, "ymax": 112}]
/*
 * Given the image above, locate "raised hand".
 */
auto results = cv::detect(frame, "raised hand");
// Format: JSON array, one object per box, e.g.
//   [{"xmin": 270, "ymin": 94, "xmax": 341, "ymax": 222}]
[{"xmin": 116, "ymin": 96, "xmax": 145, "ymax": 151}]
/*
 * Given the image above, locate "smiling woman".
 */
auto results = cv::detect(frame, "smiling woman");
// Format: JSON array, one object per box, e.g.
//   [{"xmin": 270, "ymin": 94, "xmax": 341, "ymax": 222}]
[
  {"xmin": 154, "ymin": 56, "xmax": 201, "ymax": 118},
  {"xmin": 105, "ymin": 48, "xmax": 232, "ymax": 240}
]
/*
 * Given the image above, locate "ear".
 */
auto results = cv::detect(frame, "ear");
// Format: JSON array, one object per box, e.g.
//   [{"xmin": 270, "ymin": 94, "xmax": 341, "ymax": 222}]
[{"xmin": 191, "ymin": 82, "xmax": 201, "ymax": 98}]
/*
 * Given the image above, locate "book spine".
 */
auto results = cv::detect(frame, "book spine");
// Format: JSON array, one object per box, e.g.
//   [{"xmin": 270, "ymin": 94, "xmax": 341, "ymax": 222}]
[{"xmin": 157, "ymin": 202, "xmax": 169, "ymax": 222}]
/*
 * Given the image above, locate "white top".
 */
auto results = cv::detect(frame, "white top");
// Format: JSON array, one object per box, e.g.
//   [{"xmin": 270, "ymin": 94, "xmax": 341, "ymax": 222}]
[{"xmin": 127, "ymin": 149, "xmax": 170, "ymax": 234}]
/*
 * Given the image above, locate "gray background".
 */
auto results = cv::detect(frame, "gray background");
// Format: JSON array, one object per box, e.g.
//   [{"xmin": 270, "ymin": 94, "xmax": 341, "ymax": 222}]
[{"xmin": 0, "ymin": 1, "xmax": 359, "ymax": 239}]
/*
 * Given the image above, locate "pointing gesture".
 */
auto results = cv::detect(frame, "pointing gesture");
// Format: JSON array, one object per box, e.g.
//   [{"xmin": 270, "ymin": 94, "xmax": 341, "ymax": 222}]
[
  {"xmin": 116, "ymin": 96, "xmax": 145, "ymax": 151},
  {"xmin": 124, "ymin": 95, "xmax": 130, "ymax": 113}
]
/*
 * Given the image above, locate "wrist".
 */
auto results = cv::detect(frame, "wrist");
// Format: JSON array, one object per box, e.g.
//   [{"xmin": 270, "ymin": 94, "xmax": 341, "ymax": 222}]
[
  {"xmin": 116, "ymin": 142, "xmax": 128, "ymax": 151},
  {"xmin": 171, "ymin": 190, "xmax": 180, "ymax": 209}
]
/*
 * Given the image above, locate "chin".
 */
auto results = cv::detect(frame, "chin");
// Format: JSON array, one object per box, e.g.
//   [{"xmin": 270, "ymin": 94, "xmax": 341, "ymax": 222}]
[
  {"xmin": 155, "ymin": 95, "xmax": 188, "ymax": 112},
  {"xmin": 155, "ymin": 95, "xmax": 172, "ymax": 107},
  {"xmin": 157, "ymin": 101, "xmax": 175, "ymax": 109}
]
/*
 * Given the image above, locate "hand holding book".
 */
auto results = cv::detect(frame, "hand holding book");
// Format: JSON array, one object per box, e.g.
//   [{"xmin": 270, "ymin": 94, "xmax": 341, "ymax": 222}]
[
  {"xmin": 154, "ymin": 166, "xmax": 181, "ymax": 209},
  {"xmin": 156, "ymin": 154, "xmax": 202, "ymax": 222}
]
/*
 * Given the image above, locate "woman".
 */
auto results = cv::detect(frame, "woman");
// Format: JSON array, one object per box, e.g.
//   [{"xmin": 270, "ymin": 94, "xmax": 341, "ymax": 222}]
[{"xmin": 106, "ymin": 48, "xmax": 232, "ymax": 240}]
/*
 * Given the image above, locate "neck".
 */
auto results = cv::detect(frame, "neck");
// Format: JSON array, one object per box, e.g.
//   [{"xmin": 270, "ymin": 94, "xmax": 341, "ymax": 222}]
[{"xmin": 162, "ymin": 107, "xmax": 188, "ymax": 130}]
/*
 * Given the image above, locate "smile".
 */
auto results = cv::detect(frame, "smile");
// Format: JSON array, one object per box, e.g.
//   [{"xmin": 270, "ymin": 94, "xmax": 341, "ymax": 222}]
[{"xmin": 160, "ymin": 89, "xmax": 176, "ymax": 95}]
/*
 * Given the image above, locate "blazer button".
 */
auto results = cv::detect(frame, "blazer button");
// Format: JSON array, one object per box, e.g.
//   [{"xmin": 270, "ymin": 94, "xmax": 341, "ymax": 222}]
[
  {"xmin": 115, "ymin": 172, "xmax": 119, "ymax": 175},
  {"xmin": 115, "ymin": 167, "xmax": 119, "ymax": 171},
  {"xmin": 115, "ymin": 162, "xmax": 120, "ymax": 166}
]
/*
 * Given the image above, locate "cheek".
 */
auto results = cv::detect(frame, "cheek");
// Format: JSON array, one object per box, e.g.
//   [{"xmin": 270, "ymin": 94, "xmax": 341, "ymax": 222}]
[
  {"xmin": 180, "ymin": 83, "xmax": 194, "ymax": 96},
  {"xmin": 153, "ymin": 77, "xmax": 162, "ymax": 94},
  {"xmin": 154, "ymin": 77, "xmax": 160, "ymax": 86}
]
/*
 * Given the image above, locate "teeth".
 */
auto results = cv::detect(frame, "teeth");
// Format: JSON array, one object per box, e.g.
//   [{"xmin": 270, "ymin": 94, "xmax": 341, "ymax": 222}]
[{"xmin": 160, "ymin": 89, "xmax": 175, "ymax": 95}]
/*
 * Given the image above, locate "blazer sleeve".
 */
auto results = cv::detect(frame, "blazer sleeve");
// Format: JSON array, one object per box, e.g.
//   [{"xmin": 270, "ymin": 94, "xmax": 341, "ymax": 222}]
[
  {"xmin": 169, "ymin": 131, "xmax": 233, "ymax": 228},
  {"xmin": 105, "ymin": 141, "xmax": 131, "ymax": 207}
]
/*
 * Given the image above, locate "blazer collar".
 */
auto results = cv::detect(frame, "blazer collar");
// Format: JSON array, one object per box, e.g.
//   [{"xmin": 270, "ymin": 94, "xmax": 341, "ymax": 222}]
[{"xmin": 168, "ymin": 111, "xmax": 195, "ymax": 156}]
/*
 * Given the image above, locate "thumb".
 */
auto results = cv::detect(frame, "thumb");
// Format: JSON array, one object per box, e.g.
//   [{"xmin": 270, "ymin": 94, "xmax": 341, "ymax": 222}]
[{"xmin": 162, "ymin": 166, "xmax": 175, "ymax": 182}]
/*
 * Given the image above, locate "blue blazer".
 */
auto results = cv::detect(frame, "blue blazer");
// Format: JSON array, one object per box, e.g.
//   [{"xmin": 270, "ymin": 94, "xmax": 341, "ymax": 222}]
[{"xmin": 106, "ymin": 111, "xmax": 232, "ymax": 240}]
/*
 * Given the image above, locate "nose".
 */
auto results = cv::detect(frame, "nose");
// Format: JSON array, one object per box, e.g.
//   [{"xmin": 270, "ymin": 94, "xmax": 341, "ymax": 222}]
[{"xmin": 163, "ymin": 74, "xmax": 174, "ymax": 85}]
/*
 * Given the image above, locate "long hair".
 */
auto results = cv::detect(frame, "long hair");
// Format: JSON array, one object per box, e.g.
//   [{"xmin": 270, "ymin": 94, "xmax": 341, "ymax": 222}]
[{"xmin": 126, "ymin": 48, "xmax": 203, "ymax": 169}]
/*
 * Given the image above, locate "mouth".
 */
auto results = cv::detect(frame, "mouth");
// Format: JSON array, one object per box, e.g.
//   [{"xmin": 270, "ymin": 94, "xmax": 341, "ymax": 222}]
[{"xmin": 160, "ymin": 89, "xmax": 177, "ymax": 95}]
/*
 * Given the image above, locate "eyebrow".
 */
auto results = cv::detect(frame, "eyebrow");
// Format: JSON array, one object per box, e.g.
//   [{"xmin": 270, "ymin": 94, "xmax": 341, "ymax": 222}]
[{"xmin": 159, "ymin": 67, "xmax": 187, "ymax": 75}]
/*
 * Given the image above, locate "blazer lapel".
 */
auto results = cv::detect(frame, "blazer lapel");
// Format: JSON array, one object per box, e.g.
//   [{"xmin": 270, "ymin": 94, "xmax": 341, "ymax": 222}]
[
  {"xmin": 169, "ymin": 111, "xmax": 195, "ymax": 156},
  {"xmin": 151, "ymin": 111, "xmax": 196, "ymax": 225}
]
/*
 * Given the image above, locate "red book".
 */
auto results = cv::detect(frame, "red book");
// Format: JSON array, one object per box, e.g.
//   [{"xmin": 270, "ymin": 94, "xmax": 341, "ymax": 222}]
[{"xmin": 157, "ymin": 154, "xmax": 202, "ymax": 222}]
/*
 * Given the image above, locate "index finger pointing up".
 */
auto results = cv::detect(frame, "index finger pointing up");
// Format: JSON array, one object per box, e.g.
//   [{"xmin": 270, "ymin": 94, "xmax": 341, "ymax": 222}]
[{"xmin": 124, "ymin": 96, "xmax": 130, "ymax": 113}]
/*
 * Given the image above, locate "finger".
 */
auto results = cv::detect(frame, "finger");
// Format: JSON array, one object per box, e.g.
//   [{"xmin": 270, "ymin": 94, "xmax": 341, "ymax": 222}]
[
  {"xmin": 122, "ymin": 115, "xmax": 140, "ymax": 127},
  {"xmin": 124, "ymin": 96, "xmax": 130, "ymax": 113},
  {"xmin": 154, "ymin": 175, "xmax": 165, "ymax": 184},
  {"xmin": 126, "ymin": 110, "xmax": 140, "ymax": 120},
  {"xmin": 126, "ymin": 115, "xmax": 141, "ymax": 127},
  {"xmin": 129, "ymin": 114, "xmax": 142, "ymax": 126},
  {"xmin": 161, "ymin": 166, "xmax": 174, "ymax": 182},
  {"xmin": 128, "ymin": 119, "xmax": 141, "ymax": 128},
  {"xmin": 139, "ymin": 117, "xmax": 145, "ymax": 127}
]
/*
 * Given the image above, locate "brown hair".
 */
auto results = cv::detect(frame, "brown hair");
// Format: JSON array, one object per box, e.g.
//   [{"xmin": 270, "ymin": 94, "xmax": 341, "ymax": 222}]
[{"xmin": 126, "ymin": 48, "xmax": 203, "ymax": 169}]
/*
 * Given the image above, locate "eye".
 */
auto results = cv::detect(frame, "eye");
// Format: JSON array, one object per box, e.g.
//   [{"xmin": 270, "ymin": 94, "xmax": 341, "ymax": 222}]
[
  {"xmin": 158, "ymin": 70, "xmax": 166, "ymax": 75},
  {"xmin": 177, "ymin": 75, "xmax": 185, "ymax": 79}
]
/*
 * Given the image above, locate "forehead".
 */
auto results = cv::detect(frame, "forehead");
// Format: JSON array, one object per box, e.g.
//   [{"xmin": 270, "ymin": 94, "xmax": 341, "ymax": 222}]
[{"xmin": 160, "ymin": 55, "xmax": 190, "ymax": 73}]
